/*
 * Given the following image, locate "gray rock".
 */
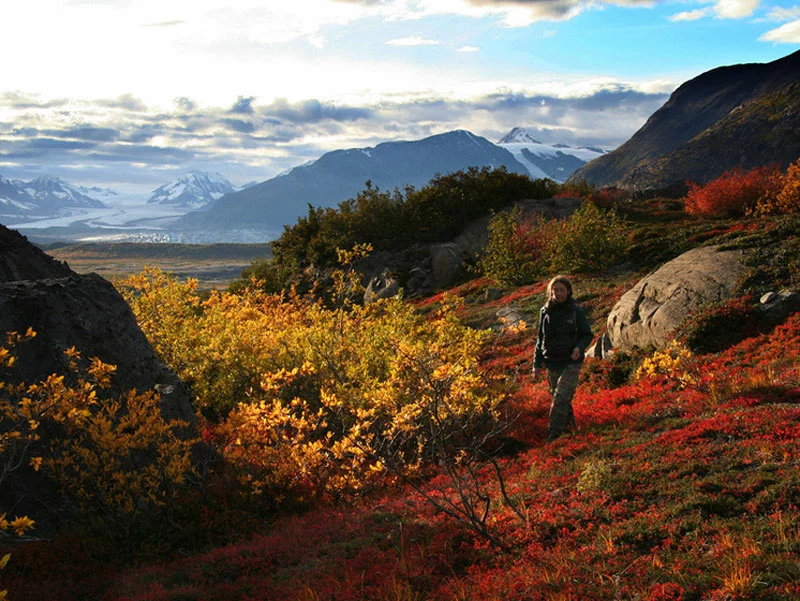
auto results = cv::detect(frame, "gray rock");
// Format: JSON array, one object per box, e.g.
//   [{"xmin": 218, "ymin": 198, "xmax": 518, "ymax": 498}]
[
  {"xmin": 364, "ymin": 272, "xmax": 401, "ymax": 304},
  {"xmin": 607, "ymin": 245, "xmax": 751, "ymax": 351},
  {"xmin": 429, "ymin": 243, "xmax": 469, "ymax": 289},
  {"xmin": 0, "ymin": 274, "xmax": 196, "ymax": 427},
  {"xmin": 587, "ymin": 332, "xmax": 614, "ymax": 359},
  {"xmin": 0, "ymin": 224, "xmax": 72, "ymax": 282},
  {"xmin": 759, "ymin": 288, "xmax": 800, "ymax": 322}
]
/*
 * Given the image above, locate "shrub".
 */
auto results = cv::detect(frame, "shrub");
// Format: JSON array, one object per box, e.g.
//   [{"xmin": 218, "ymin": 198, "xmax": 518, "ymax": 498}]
[
  {"xmin": 475, "ymin": 207, "xmax": 546, "ymax": 286},
  {"xmin": 684, "ymin": 165, "xmax": 782, "ymax": 218},
  {"xmin": 120, "ymin": 262, "xmax": 517, "ymax": 539},
  {"xmin": 259, "ymin": 167, "xmax": 557, "ymax": 290},
  {"xmin": 674, "ymin": 295, "xmax": 762, "ymax": 355},
  {"xmin": 0, "ymin": 331, "xmax": 196, "ymax": 543},
  {"xmin": 543, "ymin": 201, "xmax": 629, "ymax": 274},
  {"xmin": 753, "ymin": 158, "xmax": 800, "ymax": 216}
]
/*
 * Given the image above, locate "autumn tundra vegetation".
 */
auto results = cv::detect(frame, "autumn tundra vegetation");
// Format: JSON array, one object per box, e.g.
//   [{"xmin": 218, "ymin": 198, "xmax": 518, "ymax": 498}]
[{"xmin": 2, "ymin": 160, "xmax": 800, "ymax": 600}]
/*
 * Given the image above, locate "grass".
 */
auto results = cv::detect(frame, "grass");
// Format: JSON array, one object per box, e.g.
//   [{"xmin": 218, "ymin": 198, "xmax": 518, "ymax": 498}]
[{"xmin": 43, "ymin": 242, "xmax": 272, "ymax": 290}]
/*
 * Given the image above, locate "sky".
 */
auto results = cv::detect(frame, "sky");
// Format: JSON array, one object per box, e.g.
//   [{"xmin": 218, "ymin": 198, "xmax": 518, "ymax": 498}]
[{"xmin": 1, "ymin": 0, "xmax": 798, "ymax": 196}]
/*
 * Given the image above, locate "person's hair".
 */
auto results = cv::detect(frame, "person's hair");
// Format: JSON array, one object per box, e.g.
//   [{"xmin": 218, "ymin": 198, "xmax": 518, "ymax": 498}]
[{"xmin": 546, "ymin": 275, "xmax": 573, "ymax": 306}]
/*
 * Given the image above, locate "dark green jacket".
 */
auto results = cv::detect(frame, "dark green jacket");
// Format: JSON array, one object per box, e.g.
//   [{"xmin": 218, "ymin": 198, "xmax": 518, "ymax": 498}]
[{"xmin": 533, "ymin": 299, "xmax": 593, "ymax": 369}]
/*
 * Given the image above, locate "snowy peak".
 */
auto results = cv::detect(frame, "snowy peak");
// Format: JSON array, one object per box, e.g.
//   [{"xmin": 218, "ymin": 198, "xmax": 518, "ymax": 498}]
[
  {"xmin": 497, "ymin": 128, "xmax": 606, "ymax": 183},
  {"xmin": 146, "ymin": 170, "xmax": 237, "ymax": 207},
  {"xmin": 497, "ymin": 127, "xmax": 542, "ymax": 145},
  {"xmin": 0, "ymin": 174, "xmax": 110, "ymax": 220},
  {"xmin": 24, "ymin": 176, "xmax": 109, "ymax": 208}
]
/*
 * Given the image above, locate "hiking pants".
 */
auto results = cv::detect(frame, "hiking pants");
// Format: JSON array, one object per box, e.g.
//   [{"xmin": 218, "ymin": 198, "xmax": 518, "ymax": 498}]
[{"xmin": 546, "ymin": 362, "xmax": 581, "ymax": 441}]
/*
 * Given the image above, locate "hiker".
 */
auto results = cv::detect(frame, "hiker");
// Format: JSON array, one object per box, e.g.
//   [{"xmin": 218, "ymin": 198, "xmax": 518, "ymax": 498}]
[{"xmin": 532, "ymin": 275, "xmax": 594, "ymax": 443}]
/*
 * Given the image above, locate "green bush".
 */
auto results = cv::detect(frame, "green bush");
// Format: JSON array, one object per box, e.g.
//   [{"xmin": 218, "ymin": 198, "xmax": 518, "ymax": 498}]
[
  {"xmin": 477, "ymin": 201, "xmax": 629, "ymax": 285},
  {"xmin": 476, "ymin": 207, "xmax": 544, "ymax": 287},
  {"xmin": 544, "ymin": 201, "xmax": 629, "ymax": 274},
  {"xmin": 245, "ymin": 167, "xmax": 558, "ymax": 293}
]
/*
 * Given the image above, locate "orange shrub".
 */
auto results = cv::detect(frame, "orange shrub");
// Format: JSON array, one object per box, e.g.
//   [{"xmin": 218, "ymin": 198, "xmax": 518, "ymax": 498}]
[
  {"xmin": 753, "ymin": 158, "xmax": 800, "ymax": 216},
  {"xmin": 684, "ymin": 165, "xmax": 782, "ymax": 217}
]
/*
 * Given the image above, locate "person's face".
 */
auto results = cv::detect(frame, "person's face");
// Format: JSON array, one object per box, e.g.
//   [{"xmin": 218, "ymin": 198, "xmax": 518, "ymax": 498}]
[{"xmin": 551, "ymin": 282, "xmax": 570, "ymax": 303}]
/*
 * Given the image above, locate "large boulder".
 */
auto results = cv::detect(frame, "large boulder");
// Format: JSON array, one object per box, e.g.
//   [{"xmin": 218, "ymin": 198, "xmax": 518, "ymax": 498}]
[
  {"xmin": 607, "ymin": 245, "xmax": 751, "ymax": 351},
  {"xmin": 0, "ymin": 274, "xmax": 195, "ymax": 426}
]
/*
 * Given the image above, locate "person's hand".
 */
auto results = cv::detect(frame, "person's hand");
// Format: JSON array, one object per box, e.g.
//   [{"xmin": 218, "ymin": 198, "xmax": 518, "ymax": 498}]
[{"xmin": 571, "ymin": 347, "xmax": 581, "ymax": 361}]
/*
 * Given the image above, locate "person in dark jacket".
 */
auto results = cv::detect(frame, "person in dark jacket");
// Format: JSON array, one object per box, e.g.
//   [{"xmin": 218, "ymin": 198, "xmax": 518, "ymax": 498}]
[{"xmin": 532, "ymin": 275, "xmax": 594, "ymax": 442}]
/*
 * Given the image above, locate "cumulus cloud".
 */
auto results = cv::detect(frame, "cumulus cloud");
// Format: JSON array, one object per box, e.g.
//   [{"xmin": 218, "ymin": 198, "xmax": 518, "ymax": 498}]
[
  {"xmin": 669, "ymin": 8, "xmax": 710, "ymax": 22},
  {"xmin": 713, "ymin": 0, "xmax": 760, "ymax": 19},
  {"xmin": 230, "ymin": 96, "xmax": 257, "ymax": 115},
  {"xmin": 766, "ymin": 6, "xmax": 800, "ymax": 21},
  {"xmin": 386, "ymin": 36, "xmax": 442, "ymax": 46},
  {"xmin": 759, "ymin": 20, "xmax": 800, "ymax": 42}
]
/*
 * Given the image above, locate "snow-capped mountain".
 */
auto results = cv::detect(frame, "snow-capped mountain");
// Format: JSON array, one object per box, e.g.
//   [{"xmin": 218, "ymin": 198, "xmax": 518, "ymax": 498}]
[
  {"xmin": 0, "ymin": 174, "xmax": 111, "ymax": 222},
  {"xmin": 146, "ymin": 170, "xmax": 237, "ymax": 208},
  {"xmin": 497, "ymin": 127, "xmax": 606, "ymax": 183}
]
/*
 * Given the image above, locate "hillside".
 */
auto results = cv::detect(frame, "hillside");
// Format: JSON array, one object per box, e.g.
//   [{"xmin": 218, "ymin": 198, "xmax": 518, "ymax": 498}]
[
  {"xmin": 4, "ymin": 187, "xmax": 800, "ymax": 599},
  {"xmin": 571, "ymin": 50, "xmax": 800, "ymax": 190}
]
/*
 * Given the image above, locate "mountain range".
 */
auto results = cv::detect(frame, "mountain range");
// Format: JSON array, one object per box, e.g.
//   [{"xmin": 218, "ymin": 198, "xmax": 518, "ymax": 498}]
[
  {"xmin": 570, "ymin": 49, "xmax": 800, "ymax": 190},
  {"xmin": 1, "ymin": 131, "xmax": 600, "ymax": 241},
  {"xmin": 0, "ymin": 175, "xmax": 115, "ymax": 222},
  {"xmin": 177, "ymin": 130, "xmax": 602, "ymax": 234}
]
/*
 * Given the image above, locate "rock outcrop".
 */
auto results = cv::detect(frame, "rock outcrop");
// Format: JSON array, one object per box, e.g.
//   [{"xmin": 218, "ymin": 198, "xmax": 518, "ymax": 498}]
[
  {"xmin": 0, "ymin": 274, "xmax": 195, "ymax": 426},
  {"xmin": 0, "ymin": 224, "xmax": 73, "ymax": 282},
  {"xmin": 0, "ymin": 226, "xmax": 197, "ymax": 535},
  {"xmin": 607, "ymin": 245, "xmax": 751, "ymax": 351},
  {"xmin": 360, "ymin": 196, "xmax": 584, "ymax": 300}
]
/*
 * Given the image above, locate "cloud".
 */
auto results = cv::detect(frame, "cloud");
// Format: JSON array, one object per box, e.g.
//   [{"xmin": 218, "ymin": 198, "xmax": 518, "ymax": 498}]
[
  {"xmin": 713, "ymin": 0, "xmax": 760, "ymax": 19},
  {"xmin": 141, "ymin": 20, "xmax": 185, "ymax": 28},
  {"xmin": 0, "ymin": 79, "xmax": 672, "ymax": 192},
  {"xmin": 759, "ymin": 20, "xmax": 800, "ymax": 42},
  {"xmin": 262, "ymin": 98, "xmax": 372, "ymax": 124},
  {"xmin": 440, "ymin": 0, "xmax": 655, "ymax": 25},
  {"xmin": 669, "ymin": 8, "xmax": 710, "ymax": 22},
  {"xmin": 230, "ymin": 96, "xmax": 257, "ymax": 115},
  {"xmin": 59, "ymin": 127, "xmax": 121, "ymax": 142},
  {"xmin": 174, "ymin": 97, "xmax": 197, "ymax": 112},
  {"xmin": 765, "ymin": 6, "xmax": 800, "ymax": 22},
  {"xmin": 457, "ymin": 45, "xmax": 480, "ymax": 52},
  {"xmin": 95, "ymin": 94, "xmax": 148, "ymax": 112},
  {"xmin": 386, "ymin": 36, "xmax": 441, "ymax": 46}
]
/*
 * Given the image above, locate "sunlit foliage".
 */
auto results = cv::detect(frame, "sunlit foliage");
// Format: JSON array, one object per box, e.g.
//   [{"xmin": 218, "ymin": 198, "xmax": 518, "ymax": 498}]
[
  {"xmin": 684, "ymin": 164, "xmax": 782, "ymax": 217},
  {"xmin": 119, "ymin": 262, "xmax": 513, "ymax": 523}
]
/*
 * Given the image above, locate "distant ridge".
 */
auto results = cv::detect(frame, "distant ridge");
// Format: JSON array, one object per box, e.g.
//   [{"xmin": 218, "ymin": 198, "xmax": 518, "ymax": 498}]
[
  {"xmin": 570, "ymin": 50, "xmax": 800, "ymax": 190},
  {"xmin": 179, "ymin": 130, "xmax": 531, "ymax": 233},
  {"xmin": 0, "ymin": 175, "xmax": 111, "ymax": 223}
]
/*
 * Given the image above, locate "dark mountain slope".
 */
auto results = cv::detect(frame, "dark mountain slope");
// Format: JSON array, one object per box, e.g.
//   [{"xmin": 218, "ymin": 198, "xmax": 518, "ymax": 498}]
[
  {"xmin": 179, "ymin": 130, "xmax": 529, "ymax": 233},
  {"xmin": 570, "ymin": 50, "xmax": 800, "ymax": 190}
]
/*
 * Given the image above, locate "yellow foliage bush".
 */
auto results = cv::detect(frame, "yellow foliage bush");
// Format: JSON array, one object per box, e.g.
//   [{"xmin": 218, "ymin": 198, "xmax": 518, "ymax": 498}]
[
  {"xmin": 118, "ymin": 266, "xmax": 505, "ymax": 502},
  {"xmin": 634, "ymin": 340, "xmax": 699, "ymax": 390},
  {"xmin": 0, "ymin": 330, "xmax": 196, "ymax": 538}
]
